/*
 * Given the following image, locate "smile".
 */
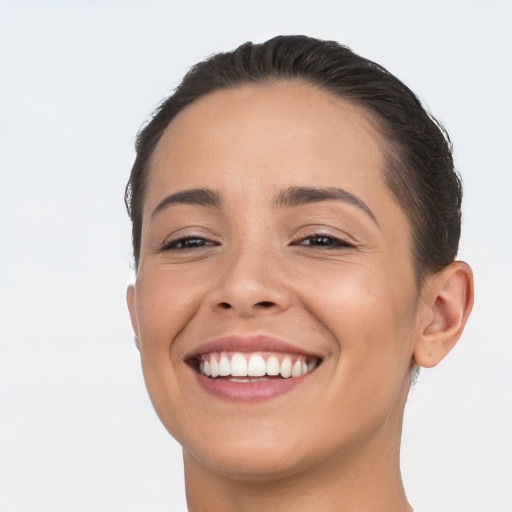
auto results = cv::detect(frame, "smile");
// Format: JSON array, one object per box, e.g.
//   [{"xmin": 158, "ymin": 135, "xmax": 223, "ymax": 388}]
[
  {"xmin": 196, "ymin": 352, "xmax": 320, "ymax": 381},
  {"xmin": 185, "ymin": 335, "xmax": 323, "ymax": 402}
]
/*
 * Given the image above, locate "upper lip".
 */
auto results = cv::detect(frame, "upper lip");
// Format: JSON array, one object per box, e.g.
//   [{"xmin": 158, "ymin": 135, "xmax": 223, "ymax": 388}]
[{"xmin": 184, "ymin": 334, "xmax": 323, "ymax": 361}]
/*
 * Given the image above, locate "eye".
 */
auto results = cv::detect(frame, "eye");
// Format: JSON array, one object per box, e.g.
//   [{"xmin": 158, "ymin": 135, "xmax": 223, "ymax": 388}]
[
  {"xmin": 295, "ymin": 234, "xmax": 354, "ymax": 249},
  {"xmin": 161, "ymin": 236, "xmax": 219, "ymax": 251}
]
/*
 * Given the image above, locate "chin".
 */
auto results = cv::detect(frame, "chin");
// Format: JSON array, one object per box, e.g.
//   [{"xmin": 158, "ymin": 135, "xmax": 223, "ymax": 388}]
[{"xmin": 184, "ymin": 437, "xmax": 318, "ymax": 482}]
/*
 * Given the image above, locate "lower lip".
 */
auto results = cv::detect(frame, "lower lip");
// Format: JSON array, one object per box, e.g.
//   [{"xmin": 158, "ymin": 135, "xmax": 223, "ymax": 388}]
[{"xmin": 192, "ymin": 370, "xmax": 310, "ymax": 403}]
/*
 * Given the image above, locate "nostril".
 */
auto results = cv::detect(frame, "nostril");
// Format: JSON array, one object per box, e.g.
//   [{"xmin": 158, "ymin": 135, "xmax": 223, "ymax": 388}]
[
  {"xmin": 256, "ymin": 301, "xmax": 275, "ymax": 308},
  {"xmin": 214, "ymin": 300, "xmax": 277, "ymax": 312}
]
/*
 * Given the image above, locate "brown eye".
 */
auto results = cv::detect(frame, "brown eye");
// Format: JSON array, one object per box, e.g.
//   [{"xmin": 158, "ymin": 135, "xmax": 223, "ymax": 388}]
[
  {"xmin": 298, "ymin": 235, "xmax": 353, "ymax": 249},
  {"xmin": 161, "ymin": 237, "xmax": 218, "ymax": 251}
]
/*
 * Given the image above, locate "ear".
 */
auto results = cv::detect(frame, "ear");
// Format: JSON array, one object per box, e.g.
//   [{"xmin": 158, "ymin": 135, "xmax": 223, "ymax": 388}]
[
  {"xmin": 126, "ymin": 284, "xmax": 141, "ymax": 350},
  {"xmin": 414, "ymin": 261, "xmax": 474, "ymax": 368}
]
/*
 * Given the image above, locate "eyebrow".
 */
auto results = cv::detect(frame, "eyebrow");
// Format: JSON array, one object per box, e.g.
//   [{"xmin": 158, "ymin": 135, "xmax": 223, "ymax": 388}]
[
  {"xmin": 273, "ymin": 186, "xmax": 378, "ymax": 225},
  {"xmin": 151, "ymin": 188, "xmax": 222, "ymax": 218}
]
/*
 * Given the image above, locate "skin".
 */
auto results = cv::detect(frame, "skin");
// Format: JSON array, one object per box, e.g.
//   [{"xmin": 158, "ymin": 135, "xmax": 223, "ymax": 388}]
[{"xmin": 127, "ymin": 81, "xmax": 473, "ymax": 511}]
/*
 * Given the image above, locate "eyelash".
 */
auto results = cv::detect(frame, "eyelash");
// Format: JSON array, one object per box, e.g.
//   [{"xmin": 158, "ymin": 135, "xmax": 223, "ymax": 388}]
[
  {"xmin": 160, "ymin": 236, "xmax": 219, "ymax": 251},
  {"xmin": 294, "ymin": 234, "xmax": 354, "ymax": 249},
  {"xmin": 160, "ymin": 233, "xmax": 354, "ymax": 252}
]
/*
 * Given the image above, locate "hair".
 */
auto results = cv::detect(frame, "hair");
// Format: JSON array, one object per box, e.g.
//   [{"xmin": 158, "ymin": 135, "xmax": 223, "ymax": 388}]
[{"xmin": 125, "ymin": 35, "xmax": 462, "ymax": 283}]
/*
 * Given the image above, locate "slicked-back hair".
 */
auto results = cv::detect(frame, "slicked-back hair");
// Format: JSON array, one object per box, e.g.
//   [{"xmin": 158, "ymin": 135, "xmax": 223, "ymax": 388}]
[{"xmin": 125, "ymin": 35, "xmax": 462, "ymax": 283}]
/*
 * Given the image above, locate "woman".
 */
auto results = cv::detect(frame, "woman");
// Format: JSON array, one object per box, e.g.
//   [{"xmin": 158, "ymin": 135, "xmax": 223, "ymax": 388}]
[{"xmin": 125, "ymin": 35, "xmax": 473, "ymax": 511}]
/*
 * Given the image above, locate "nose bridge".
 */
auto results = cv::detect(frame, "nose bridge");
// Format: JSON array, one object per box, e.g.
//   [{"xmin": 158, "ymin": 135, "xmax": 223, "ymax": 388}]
[{"xmin": 210, "ymin": 238, "xmax": 289, "ymax": 315}]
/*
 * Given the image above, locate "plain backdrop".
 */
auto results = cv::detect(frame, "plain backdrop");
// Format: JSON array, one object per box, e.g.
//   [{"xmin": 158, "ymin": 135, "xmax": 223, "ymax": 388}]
[{"xmin": 0, "ymin": 1, "xmax": 511, "ymax": 511}]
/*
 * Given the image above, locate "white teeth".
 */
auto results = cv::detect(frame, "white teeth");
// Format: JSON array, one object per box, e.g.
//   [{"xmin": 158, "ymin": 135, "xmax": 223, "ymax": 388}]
[
  {"xmin": 210, "ymin": 356, "xmax": 219, "ymax": 377},
  {"xmin": 228, "ymin": 377, "xmax": 271, "ymax": 383},
  {"xmin": 266, "ymin": 356, "xmax": 280, "ymax": 376},
  {"xmin": 291, "ymin": 359, "xmax": 302, "ymax": 378},
  {"xmin": 231, "ymin": 353, "xmax": 248, "ymax": 377},
  {"xmin": 247, "ymin": 354, "xmax": 266, "ymax": 377},
  {"xmin": 280, "ymin": 356, "xmax": 292, "ymax": 378},
  {"xmin": 219, "ymin": 355, "xmax": 230, "ymax": 376},
  {"xmin": 198, "ymin": 352, "xmax": 320, "ymax": 379}
]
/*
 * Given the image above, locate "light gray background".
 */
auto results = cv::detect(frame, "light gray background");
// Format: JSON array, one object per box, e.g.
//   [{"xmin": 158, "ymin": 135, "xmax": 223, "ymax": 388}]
[{"xmin": 1, "ymin": 1, "xmax": 511, "ymax": 511}]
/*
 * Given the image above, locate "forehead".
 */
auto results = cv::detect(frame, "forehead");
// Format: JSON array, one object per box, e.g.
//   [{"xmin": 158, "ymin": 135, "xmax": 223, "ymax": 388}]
[{"xmin": 147, "ymin": 81, "xmax": 392, "ymax": 211}]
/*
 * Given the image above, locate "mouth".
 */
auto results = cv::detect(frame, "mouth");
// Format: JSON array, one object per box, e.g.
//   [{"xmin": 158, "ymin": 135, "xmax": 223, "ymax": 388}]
[
  {"xmin": 188, "ymin": 351, "xmax": 321, "ymax": 382},
  {"xmin": 185, "ymin": 335, "xmax": 323, "ymax": 401}
]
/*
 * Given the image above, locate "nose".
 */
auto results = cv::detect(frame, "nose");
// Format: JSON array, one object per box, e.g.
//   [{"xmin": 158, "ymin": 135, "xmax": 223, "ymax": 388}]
[{"xmin": 208, "ymin": 247, "xmax": 290, "ymax": 317}]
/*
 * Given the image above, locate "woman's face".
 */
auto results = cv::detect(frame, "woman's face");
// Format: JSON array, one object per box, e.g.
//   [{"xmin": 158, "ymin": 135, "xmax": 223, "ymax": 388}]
[{"xmin": 128, "ymin": 82, "xmax": 425, "ymax": 479}]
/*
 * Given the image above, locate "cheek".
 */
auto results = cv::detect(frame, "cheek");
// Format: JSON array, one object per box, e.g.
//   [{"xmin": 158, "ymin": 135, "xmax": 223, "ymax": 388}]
[
  {"xmin": 133, "ymin": 267, "xmax": 208, "ymax": 433},
  {"xmin": 298, "ymin": 259, "xmax": 418, "ymax": 380},
  {"xmin": 293, "ymin": 265, "xmax": 418, "ymax": 443},
  {"xmin": 135, "ymin": 266, "xmax": 205, "ymax": 348}
]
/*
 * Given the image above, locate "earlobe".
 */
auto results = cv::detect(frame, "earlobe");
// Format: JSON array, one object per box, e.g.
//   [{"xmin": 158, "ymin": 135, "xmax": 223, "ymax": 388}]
[
  {"xmin": 413, "ymin": 261, "xmax": 474, "ymax": 368},
  {"xmin": 126, "ymin": 284, "xmax": 141, "ymax": 350}
]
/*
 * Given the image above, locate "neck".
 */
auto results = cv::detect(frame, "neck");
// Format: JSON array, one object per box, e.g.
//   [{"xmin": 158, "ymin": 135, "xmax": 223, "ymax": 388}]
[{"xmin": 183, "ymin": 425, "xmax": 412, "ymax": 512}]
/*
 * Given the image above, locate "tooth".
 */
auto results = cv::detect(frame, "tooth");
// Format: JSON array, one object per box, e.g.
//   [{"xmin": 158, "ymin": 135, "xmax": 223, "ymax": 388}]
[
  {"xmin": 204, "ymin": 352, "xmax": 319, "ymax": 379},
  {"xmin": 210, "ymin": 355, "xmax": 219, "ymax": 377},
  {"xmin": 247, "ymin": 354, "xmax": 266, "ymax": 376},
  {"xmin": 291, "ymin": 359, "xmax": 302, "ymax": 378},
  {"xmin": 219, "ymin": 355, "xmax": 230, "ymax": 376},
  {"xmin": 231, "ymin": 353, "xmax": 248, "ymax": 377},
  {"xmin": 266, "ymin": 356, "xmax": 280, "ymax": 376},
  {"xmin": 280, "ymin": 356, "xmax": 292, "ymax": 378}
]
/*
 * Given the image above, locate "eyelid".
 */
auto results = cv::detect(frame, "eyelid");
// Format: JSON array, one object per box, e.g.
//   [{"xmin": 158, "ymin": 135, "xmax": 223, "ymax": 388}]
[
  {"xmin": 160, "ymin": 237, "xmax": 216, "ymax": 252},
  {"xmin": 159, "ymin": 227, "xmax": 221, "ymax": 251},
  {"xmin": 291, "ymin": 226, "xmax": 357, "ymax": 246},
  {"xmin": 294, "ymin": 235, "xmax": 354, "ymax": 250}
]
